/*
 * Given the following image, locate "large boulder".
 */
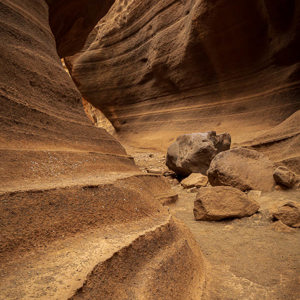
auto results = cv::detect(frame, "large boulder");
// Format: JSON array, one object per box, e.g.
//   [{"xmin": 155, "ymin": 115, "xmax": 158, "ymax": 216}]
[
  {"xmin": 273, "ymin": 166, "xmax": 296, "ymax": 188},
  {"xmin": 166, "ymin": 131, "xmax": 231, "ymax": 177},
  {"xmin": 272, "ymin": 202, "xmax": 300, "ymax": 228},
  {"xmin": 193, "ymin": 186, "xmax": 260, "ymax": 221},
  {"xmin": 208, "ymin": 148, "xmax": 275, "ymax": 192}
]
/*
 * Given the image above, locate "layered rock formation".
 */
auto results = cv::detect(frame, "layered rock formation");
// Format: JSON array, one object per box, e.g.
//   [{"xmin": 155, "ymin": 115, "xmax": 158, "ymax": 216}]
[
  {"xmin": 0, "ymin": 0, "xmax": 206, "ymax": 298},
  {"xmin": 68, "ymin": 0, "xmax": 300, "ymax": 148}
]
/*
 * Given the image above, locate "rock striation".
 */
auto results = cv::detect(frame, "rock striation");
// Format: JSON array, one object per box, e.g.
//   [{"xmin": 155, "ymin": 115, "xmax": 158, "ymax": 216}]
[
  {"xmin": 0, "ymin": 1, "xmax": 206, "ymax": 298},
  {"xmin": 67, "ymin": 0, "xmax": 300, "ymax": 149}
]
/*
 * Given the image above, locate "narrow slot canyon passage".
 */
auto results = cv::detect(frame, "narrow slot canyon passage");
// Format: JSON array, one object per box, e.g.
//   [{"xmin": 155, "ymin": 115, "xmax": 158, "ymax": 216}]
[{"xmin": 0, "ymin": 0, "xmax": 299, "ymax": 299}]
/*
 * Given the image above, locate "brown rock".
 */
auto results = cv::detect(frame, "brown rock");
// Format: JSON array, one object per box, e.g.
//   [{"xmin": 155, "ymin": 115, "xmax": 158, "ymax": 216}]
[
  {"xmin": 208, "ymin": 148, "xmax": 275, "ymax": 192},
  {"xmin": 146, "ymin": 168, "xmax": 162, "ymax": 175},
  {"xmin": 67, "ymin": 0, "xmax": 300, "ymax": 150},
  {"xmin": 273, "ymin": 166, "xmax": 296, "ymax": 188},
  {"xmin": 273, "ymin": 202, "xmax": 300, "ymax": 228},
  {"xmin": 271, "ymin": 221, "xmax": 296, "ymax": 233},
  {"xmin": 166, "ymin": 131, "xmax": 231, "ymax": 177},
  {"xmin": 181, "ymin": 173, "xmax": 208, "ymax": 189},
  {"xmin": 193, "ymin": 186, "xmax": 260, "ymax": 221},
  {"xmin": 156, "ymin": 192, "xmax": 179, "ymax": 206}
]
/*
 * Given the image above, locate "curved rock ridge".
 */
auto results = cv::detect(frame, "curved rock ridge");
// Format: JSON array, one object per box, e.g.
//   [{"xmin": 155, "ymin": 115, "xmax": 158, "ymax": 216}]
[
  {"xmin": 68, "ymin": 0, "xmax": 300, "ymax": 149},
  {"xmin": 240, "ymin": 110, "xmax": 300, "ymax": 171},
  {"xmin": 0, "ymin": 1, "xmax": 206, "ymax": 299},
  {"xmin": 0, "ymin": 0, "xmax": 137, "ymax": 193},
  {"xmin": 70, "ymin": 217, "xmax": 206, "ymax": 300}
]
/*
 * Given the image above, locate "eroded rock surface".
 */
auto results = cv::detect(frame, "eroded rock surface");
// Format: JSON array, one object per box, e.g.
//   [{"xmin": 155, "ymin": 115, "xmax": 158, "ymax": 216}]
[
  {"xmin": 208, "ymin": 148, "xmax": 275, "ymax": 192},
  {"xmin": 193, "ymin": 186, "xmax": 260, "ymax": 221},
  {"xmin": 0, "ymin": 1, "xmax": 206, "ymax": 299},
  {"xmin": 67, "ymin": 0, "xmax": 300, "ymax": 148},
  {"xmin": 273, "ymin": 166, "xmax": 297, "ymax": 188},
  {"xmin": 273, "ymin": 202, "xmax": 300, "ymax": 228},
  {"xmin": 166, "ymin": 131, "xmax": 231, "ymax": 177}
]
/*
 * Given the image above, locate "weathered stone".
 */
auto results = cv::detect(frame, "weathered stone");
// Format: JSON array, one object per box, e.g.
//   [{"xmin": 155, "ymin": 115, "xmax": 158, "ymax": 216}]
[
  {"xmin": 247, "ymin": 190, "xmax": 262, "ymax": 202},
  {"xmin": 273, "ymin": 202, "xmax": 300, "ymax": 228},
  {"xmin": 166, "ymin": 131, "xmax": 231, "ymax": 177},
  {"xmin": 271, "ymin": 221, "xmax": 296, "ymax": 233},
  {"xmin": 181, "ymin": 173, "xmax": 208, "ymax": 189},
  {"xmin": 273, "ymin": 166, "xmax": 296, "ymax": 188},
  {"xmin": 156, "ymin": 192, "xmax": 178, "ymax": 206},
  {"xmin": 193, "ymin": 186, "xmax": 260, "ymax": 221},
  {"xmin": 146, "ymin": 168, "xmax": 162, "ymax": 175},
  {"xmin": 208, "ymin": 148, "xmax": 275, "ymax": 192}
]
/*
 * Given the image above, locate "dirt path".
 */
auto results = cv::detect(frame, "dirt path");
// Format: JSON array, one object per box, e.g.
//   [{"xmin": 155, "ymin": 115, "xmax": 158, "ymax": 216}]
[{"xmin": 126, "ymin": 145, "xmax": 300, "ymax": 300}]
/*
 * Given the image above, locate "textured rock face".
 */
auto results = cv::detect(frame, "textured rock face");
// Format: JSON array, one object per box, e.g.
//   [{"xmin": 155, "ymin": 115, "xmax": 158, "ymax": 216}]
[
  {"xmin": 0, "ymin": 0, "xmax": 134, "ymax": 191},
  {"xmin": 208, "ymin": 148, "xmax": 275, "ymax": 191},
  {"xmin": 0, "ymin": 1, "xmax": 206, "ymax": 298},
  {"xmin": 68, "ymin": 0, "xmax": 300, "ymax": 148},
  {"xmin": 47, "ymin": 0, "xmax": 114, "ymax": 57},
  {"xmin": 273, "ymin": 166, "xmax": 296, "ymax": 188},
  {"xmin": 166, "ymin": 131, "xmax": 231, "ymax": 177},
  {"xmin": 273, "ymin": 202, "xmax": 300, "ymax": 228},
  {"xmin": 193, "ymin": 186, "xmax": 260, "ymax": 221}
]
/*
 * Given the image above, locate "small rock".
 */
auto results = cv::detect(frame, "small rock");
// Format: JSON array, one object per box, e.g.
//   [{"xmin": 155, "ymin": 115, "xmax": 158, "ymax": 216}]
[
  {"xmin": 247, "ymin": 190, "xmax": 261, "ymax": 202},
  {"xmin": 272, "ymin": 202, "xmax": 300, "ymax": 228},
  {"xmin": 163, "ymin": 170, "xmax": 176, "ymax": 177},
  {"xmin": 275, "ymin": 185, "xmax": 284, "ymax": 191},
  {"xmin": 189, "ymin": 187, "xmax": 198, "ymax": 193},
  {"xmin": 193, "ymin": 186, "xmax": 260, "ymax": 221},
  {"xmin": 156, "ymin": 193, "xmax": 178, "ymax": 206},
  {"xmin": 181, "ymin": 173, "xmax": 208, "ymax": 189},
  {"xmin": 271, "ymin": 220, "xmax": 296, "ymax": 233},
  {"xmin": 146, "ymin": 168, "xmax": 162, "ymax": 175},
  {"xmin": 166, "ymin": 131, "xmax": 231, "ymax": 177},
  {"xmin": 273, "ymin": 166, "xmax": 296, "ymax": 188},
  {"xmin": 149, "ymin": 154, "xmax": 154, "ymax": 158},
  {"xmin": 208, "ymin": 147, "xmax": 275, "ymax": 192}
]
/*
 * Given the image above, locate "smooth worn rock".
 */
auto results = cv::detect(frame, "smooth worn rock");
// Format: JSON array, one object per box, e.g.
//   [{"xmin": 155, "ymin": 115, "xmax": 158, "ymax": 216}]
[
  {"xmin": 271, "ymin": 221, "xmax": 296, "ymax": 233},
  {"xmin": 208, "ymin": 148, "xmax": 275, "ymax": 192},
  {"xmin": 146, "ymin": 168, "xmax": 162, "ymax": 175},
  {"xmin": 273, "ymin": 166, "xmax": 296, "ymax": 188},
  {"xmin": 247, "ymin": 190, "xmax": 262, "ymax": 202},
  {"xmin": 193, "ymin": 186, "xmax": 260, "ymax": 221},
  {"xmin": 156, "ymin": 192, "xmax": 178, "ymax": 206},
  {"xmin": 166, "ymin": 131, "xmax": 231, "ymax": 177},
  {"xmin": 273, "ymin": 202, "xmax": 300, "ymax": 228},
  {"xmin": 181, "ymin": 173, "xmax": 208, "ymax": 189},
  {"xmin": 68, "ymin": 0, "xmax": 300, "ymax": 150}
]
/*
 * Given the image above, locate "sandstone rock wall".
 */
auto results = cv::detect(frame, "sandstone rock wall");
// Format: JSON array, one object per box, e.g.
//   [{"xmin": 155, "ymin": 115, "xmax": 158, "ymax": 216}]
[
  {"xmin": 0, "ymin": 1, "xmax": 206, "ymax": 298},
  {"xmin": 68, "ymin": 0, "xmax": 300, "ymax": 148},
  {"xmin": 0, "ymin": 0, "xmax": 137, "ymax": 190}
]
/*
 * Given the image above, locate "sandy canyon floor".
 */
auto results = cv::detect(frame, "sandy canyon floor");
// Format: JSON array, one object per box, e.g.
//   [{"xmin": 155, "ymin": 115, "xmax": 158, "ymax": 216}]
[{"xmin": 125, "ymin": 145, "xmax": 300, "ymax": 300}]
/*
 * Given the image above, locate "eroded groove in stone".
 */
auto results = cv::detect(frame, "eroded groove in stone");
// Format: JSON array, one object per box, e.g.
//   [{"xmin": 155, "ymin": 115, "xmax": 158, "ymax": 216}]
[{"xmin": 67, "ymin": 0, "xmax": 300, "ymax": 149}]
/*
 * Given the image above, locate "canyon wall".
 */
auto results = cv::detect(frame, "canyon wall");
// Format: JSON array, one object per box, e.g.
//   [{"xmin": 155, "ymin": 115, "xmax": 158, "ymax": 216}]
[
  {"xmin": 68, "ymin": 0, "xmax": 300, "ymax": 148},
  {"xmin": 0, "ymin": 1, "xmax": 206, "ymax": 298}
]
